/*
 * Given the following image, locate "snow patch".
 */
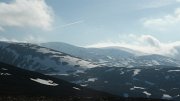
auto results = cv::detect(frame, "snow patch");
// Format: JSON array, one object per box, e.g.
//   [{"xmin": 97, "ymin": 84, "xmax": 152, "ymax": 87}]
[
  {"xmin": 62, "ymin": 55, "xmax": 98, "ymax": 68},
  {"xmin": 130, "ymin": 86, "xmax": 145, "ymax": 90},
  {"xmin": 171, "ymin": 88, "xmax": 179, "ymax": 90},
  {"xmin": 107, "ymin": 56, "xmax": 113, "ymax": 59},
  {"xmin": 80, "ymin": 84, "xmax": 88, "ymax": 87},
  {"xmin": 162, "ymin": 94, "xmax": 172, "ymax": 99},
  {"xmin": 143, "ymin": 91, "xmax": 151, "ymax": 97},
  {"xmin": 132, "ymin": 69, "xmax": 141, "ymax": 76},
  {"xmin": 0, "ymin": 72, "xmax": 11, "ymax": 75},
  {"xmin": 30, "ymin": 78, "xmax": 59, "ymax": 86},
  {"xmin": 168, "ymin": 70, "xmax": 180, "ymax": 72},
  {"xmin": 155, "ymin": 68, "xmax": 160, "ymax": 71},
  {"xmin": 75, "ymin": 70, "xmax": 85, "ymax": 74},
  {"xmin": 152, "ymin": 60, "xmax": 160, "ymax": 65},
  {"xmin": 73, "ymin": 87, "xmax": 81, "ymax": 90},
  {"xmin": 87, "ymin": 78, "xmax": 98, "ymax": 82},
  {"xmin": 120, "ymin": 71, "xmax": 125, "ymax": 75},
  {"xmin": 160, "ymin": 89, "xmax": 166, "ymax": 92}
]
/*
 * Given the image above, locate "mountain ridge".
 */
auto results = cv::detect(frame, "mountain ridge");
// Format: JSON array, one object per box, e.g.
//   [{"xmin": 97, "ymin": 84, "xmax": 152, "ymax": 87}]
[
  {"xmin": 0, "ymin": 41, "xmax": 98, "ymax": 74},
  {"xmin": 41, "ymin": 42, "xmax": 180, "ymax": 67}
]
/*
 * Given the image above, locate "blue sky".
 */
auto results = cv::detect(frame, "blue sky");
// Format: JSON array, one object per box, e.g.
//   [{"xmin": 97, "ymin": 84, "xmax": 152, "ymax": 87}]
[{"xmin": 0, "ymin": 0, "xmax": 180, "ymax": 50}]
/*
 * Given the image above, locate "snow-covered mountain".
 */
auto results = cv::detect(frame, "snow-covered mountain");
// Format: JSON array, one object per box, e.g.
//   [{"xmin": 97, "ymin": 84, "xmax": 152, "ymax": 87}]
[
  {"xmin": 54, "ymin": 65, "xmax": 180, "ymax": 101},
  {"xmin": 41, "ymin": 42, "xmax": 136, "ymax": 58},
  {"xmin": 0, "ymin": 41, "xmax": 178, "ymax": 100},
  {"xmin": 0, "ymin": 41, "xmax": 98, "ymax": 74},
  {"xmin": 41, "ymin": 42, "xmax": 180, "ymax": 67},
  {"xmin": 0, "ymin": 41, "xmax": 179, "ymax": 73}
]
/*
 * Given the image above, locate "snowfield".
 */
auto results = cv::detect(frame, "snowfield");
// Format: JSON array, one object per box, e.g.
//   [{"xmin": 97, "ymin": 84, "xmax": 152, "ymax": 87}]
[
  {"xmin": 30, "ymin": 78, "xmax": 59, "ymax": 86},
  {"xmin": 168, "ymin": 70, "xmax": 180, "ymax": 72},
  {"xmin": 132, "ymin": 69, "xmax": 141, "ymax": 76},
  {"xmin": 143, "ymin": 91, "xmax": 151, "ymax": 97},
  {"xmin": 73, "ymin": 87, "xmax": 81, "ymax": 90},
  {"xmin": 162, "ymin": 94, "xmax": 172, "ymax": 100}
]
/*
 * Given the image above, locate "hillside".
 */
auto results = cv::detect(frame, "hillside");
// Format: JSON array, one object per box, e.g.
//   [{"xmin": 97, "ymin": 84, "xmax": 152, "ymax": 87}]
[
  {"xmin": 0, "ymin": 41, "xmax": 98, "ymax": 74},
  {"xmin": 0, "ymin": 62, "xmax": 169, "ymax": 101},
  {"xmin": 54, "ymin": 65, "xmax": 180, "ymax": 101}
]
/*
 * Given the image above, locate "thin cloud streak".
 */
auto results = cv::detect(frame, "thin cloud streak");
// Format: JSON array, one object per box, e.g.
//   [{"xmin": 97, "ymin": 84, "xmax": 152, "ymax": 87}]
[{"xmin": 53, "ymin": 20, "xmax": 84, "ymax": 30}]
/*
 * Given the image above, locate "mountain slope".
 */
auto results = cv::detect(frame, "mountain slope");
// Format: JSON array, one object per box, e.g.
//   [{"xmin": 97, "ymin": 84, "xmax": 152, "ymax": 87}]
[
  {"xmin": 0, "ymin": 62, "xmax": 110, "ymax": 97},
  {"xmin": 0, "ymin": 62, "xmax": 169, "ymax": 101},
  {"xmin": 0, "ymin": 41, "xmax": 98, "ymax": 74},
  {"xmin": 54, "ymin": 65, "xmax": 180, "ymax": 101},
  {"xmin": 41, "ymin": 42, "xmax": 136, "ymax": 58}
]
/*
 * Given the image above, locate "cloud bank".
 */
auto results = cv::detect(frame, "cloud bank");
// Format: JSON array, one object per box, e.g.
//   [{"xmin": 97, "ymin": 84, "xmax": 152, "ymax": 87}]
[
  {"xmin": 0, "ymin": 35, "xmax": 45, "ymax": 43},
  {"xmin": 0, "ymin": 0, "xmax": 53, "ymax": 30},
  {"xmin": 143, "ymin": 7, "xmax": 180, "ymax": 30},
  {"xmin": 140, "ymin": 0, "xmax": 180, "ymax": 9},
  {"xmin": 87, "ymin": 34, "xmax": 180, "ymax": 59}
]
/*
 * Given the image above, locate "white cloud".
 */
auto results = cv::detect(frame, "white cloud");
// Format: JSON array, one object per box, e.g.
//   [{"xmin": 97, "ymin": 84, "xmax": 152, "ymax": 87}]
[
  {"xmin": 0, "ymin": 0, "xmax": 54, "ymax": 30},
  {"xmin": 139, "ymin": 0, "xmax": 180, "ymax": 9},
  {"xmin": 0, "ymin": 35, "xmax": 45, "ymax": 43},
  {"xmin": 23, "ymin": 35, "xmax": 45, "ymax": 43},
  {"xmin": 143, "ymin": 8, "xmax": 180, "ymax": 30},
  {"xmin": 140, "ymin": 0, "xmax": 173, "ymax": 9},
  {"xmin": 0, "ymin": 36, "xmax": 19, "ymax": 42},
  {"xmin": 139, "ymin": 35, "xmax": 160, "ymax": 47},
  {"xmin": 86, "ymin": 34, "xmax": 180, "ymax": 59}
]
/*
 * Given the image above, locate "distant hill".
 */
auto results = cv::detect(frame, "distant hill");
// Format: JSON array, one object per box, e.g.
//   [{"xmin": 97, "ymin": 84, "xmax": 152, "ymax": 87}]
[{"xmin": 41, "ymin": 42, "xmax": 180, "ymax": 67}]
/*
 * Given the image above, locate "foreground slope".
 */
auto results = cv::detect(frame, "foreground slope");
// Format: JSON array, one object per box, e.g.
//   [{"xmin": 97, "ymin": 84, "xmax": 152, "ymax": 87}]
[
  {"xmin": 0, "ymin": 62, "xmax": 116, "ymax": 97},
  {"xmin": 0, "ymin": 62, "xmax": 169, "ymax": 101}
]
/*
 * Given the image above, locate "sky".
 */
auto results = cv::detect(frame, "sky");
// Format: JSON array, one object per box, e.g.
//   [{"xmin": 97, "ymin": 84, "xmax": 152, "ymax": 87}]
[{"xmin": 0, "ymin": 0, "xmax": 180, "ymax": 56}]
